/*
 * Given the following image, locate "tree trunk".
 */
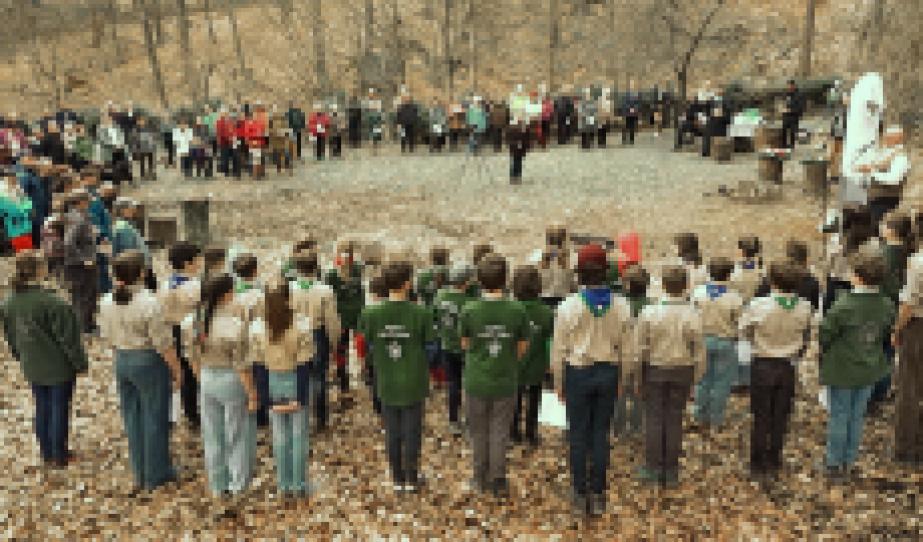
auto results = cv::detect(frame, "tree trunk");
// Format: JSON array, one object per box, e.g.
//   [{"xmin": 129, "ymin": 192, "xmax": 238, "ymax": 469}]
[
  {"xmin": 674, "ymin": 67, "xmax": 686, "ymax": 150},
  {"xmin": 204, "ymin": 0, "xmax": 217, "ymax": 43},
  {"xmin": 153, "ymin": 0, "xmax": 163, "ymax": 45},
  {"xmin": 444, "ymin": 0, "xmax": 453, "ymax": 100},
  {"xmin": 801, "ymin": 0, "xmax": 816, "ymax": 77},
  {"xmin": 51, "ymin": 45, "xmax": 61, "ymax": 111},
  {"xmin": 228, "ymin": 0, "xmax": 248, "ymax": 83},
  {"xmin": 468, "ymin": 0, "xmax": 476, "ymax": 93},
  {"xmin": 138, "ymin": 0, "xmax": 170, "ymax": 110},
  {"xmin": 549, "ymin": 0, "xmax": 557, "ymax": 93},
  {"xmin": 177, "ymin": 0, "xmax": 195, "ymax": 105},
  {"xmin": 313, "ymin": 0, "xmax": 328, "ymax": 97},
  {"xmin": 110, "ymin": 0, "xmax": 121, "ymax": 63},
  {"xmin": 92, "ymin": 5, "xmax": 104, "ymax": 48}
]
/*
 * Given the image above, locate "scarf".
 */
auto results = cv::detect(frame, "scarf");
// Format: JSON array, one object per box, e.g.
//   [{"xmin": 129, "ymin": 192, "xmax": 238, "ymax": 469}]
[
  {"xmin": 235, "ymin": 282, "xmax": 255, "ymax": 294},
  {"xmin": 169, "ymin": 274, "xmax": 191, "ymax": 290},
  {"xmin": 775, "ymin": 295, "xmax": 799, "ymax": 311},
  {"xmin": 706, "ymin": 283, "xmax": 727, "ymax": 300},
  {"xmin": 580, "ymin": 287, "xmax": 612, "ymax": 317},
  {"xmin": 296, "ymin": 279, "xmax": 313, "ymax": 291},
  {"xmin": 742, "ymin": 261, "xmax": 757, "ymax": 270}
]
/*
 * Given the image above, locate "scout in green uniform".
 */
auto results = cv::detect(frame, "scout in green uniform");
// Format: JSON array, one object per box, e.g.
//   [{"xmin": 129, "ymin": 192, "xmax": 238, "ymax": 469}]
[
  {"xmin": 460, "ymin": 254, "xmax": 529, "ymax": 497},
  {"xmin": 357, "ymin": 261, "xmax": 435, "ymax": 493},
  {"xmin": 509, "ymin": 265, "xmax": 553, "ymax": 446},
  {"xmin": 359, "ymin": 272, "xmax": 390, "ymax": 416},
  {"xmin": 326, "ymin": 241, "xmax": 365, "ymax": 393},
  {"xmin": 820, "ymin": 251, "xmax": 895, "ymax": 481},
  {"xmin": 415, "ymin": 246, "xmax": 449, "ymax": 307},
  {"xmin": 465, "ymin": 243, "xmax": 493, "ymax": 298},
  {"xmin": 434, "ymin": 263, "xmax": 473, "ymax": 434},
  {"xmin": 614, "ymin": 264, "xmax": 651, "ymax": 436}
]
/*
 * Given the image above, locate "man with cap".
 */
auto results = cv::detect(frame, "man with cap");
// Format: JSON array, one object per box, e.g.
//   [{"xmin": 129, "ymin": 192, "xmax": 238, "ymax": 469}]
[
  {"xmin": 550, "ymin": 243, "xmax": 632, "ymax": 516},
  {"xmin": 781, "ymin": 79, "xmax": 804, "ymax": 149},
  {"xmin": 62, "ymin": 189, "xmax": 100, "ymax": 334}
]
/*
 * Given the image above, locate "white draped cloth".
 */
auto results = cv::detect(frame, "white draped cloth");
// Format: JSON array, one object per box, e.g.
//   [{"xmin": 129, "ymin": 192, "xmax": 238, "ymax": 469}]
[{"xmin": 841, "ymin": 73, "xmax": 885, "ymax": 205}]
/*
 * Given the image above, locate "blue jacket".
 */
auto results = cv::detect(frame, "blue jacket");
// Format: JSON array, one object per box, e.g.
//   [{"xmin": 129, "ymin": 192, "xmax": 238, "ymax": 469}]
[
  {"xmin": 88, "ymin": 194, "xmax": 111, "ymax": 242},
  {"xmin": 17, "ymin": 169, "xmax": 49, "ymax": 221}
]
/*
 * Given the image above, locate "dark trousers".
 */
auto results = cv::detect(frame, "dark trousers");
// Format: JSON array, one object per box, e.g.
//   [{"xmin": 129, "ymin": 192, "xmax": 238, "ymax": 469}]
[
  {"xmin": 219, "ymin": 146, "xmax": 237, "ymax": 176},
  {"xmin": 294, "ymin": 130, "xmax": 303, "ymax": 158},
  {"xmin": 622, "ymin": 116, "xmax": 638, "ymax": 144},
  {"xmin": 401, "ymin": 126, "xmax": 416, "ymax": 153},
  {"xmin": 557, "ymin": 121, "xmax": 568, "ymax": 145},
  {"xmin": 565, "ymin": 363, "xmax": 619, "ymax": 494},
  {"xmin": 135, "ymin": 152, "xmax": 155, "ymax": 179},
  {"xmin": 491, "ymin": 126, "xmax": 503, "ymax": 151},
  {"xmin": 510, "ymin": 152, "xmax": 524, "ymax": 179},
  {"xmin": 31, "ymin": 380, "xmax": 75, "ymax": 462},
  {"xmin": 192, "ymin": 150, "xmax": 213, "ymax": 178},
  {"xmin": 511, "ymin": 384, "xmax": 541, "ymax": 442},
  {"xmin": 870, "ymin": 338, "xmax": 895, "ymax": 405},
  {"xmin": 315, "ymin": 135, "xmax": 326, "ymax": 161},
  {"xmin": 580, "ymin": 130, "xmax": 594, "ymax": 149},
  {"xmin": 540, "ymin": 120, "xmax": 551, "ymax": 148},
  {"xmin": 64, "ymin": 263, "xmax": 98, "ymax": 333},
  {"xmin": 179, "ymin": 154, "xmax": 193, "ymax": 177},
  {"xmin": 171, "ymin": 324, "xmax": 199, "ymax": 427},
  {"xmin": 335, "ymin": 329, "xmax": 350, "ymax": 392},
  {"xmin": 449, "ymin": 130, "xmax": 461, "ymax": 150},
  {"xmin": 310, "ymin": 328, "xmax": 330, "ymax": 430},
  {"xmin": 701, "ymin": 127, "xmax": 713, "ymax": 157},
  {"xmin": 164, "ymin": 133, "xmax": 175, "ymax": 166},
  {"xmin": 381, "ymin": 402, "xmax": 424, "ymax": 484},
  {"xmin": 750, "ymin": 357, "xmax": 795, "ymax": 471},
  {"xmin": 782, "ymin": 114, "xmax": 799, "ymax": 149},
  {"xmin": 597, "ymin": 126, "xmax": 608, "ymax": 147},
  {"xmin": 643, "ymin": 364, "xmax": 693, "ymax": 473},
  {"xmin": 444, "ymin": 350, "xmax": 464, "ymax": 423},
  {"xmin": 367, "ymin": 353, "xmax": 382, "ymax": 415},
  {"xmin": 330, "ymin": 135, "xmax": 342, "ymax": 158},
  {"xmin": 430, "ymin": 133, "xmax": 445, "ymax": 152},
  {"xmin": 252, "ymin": 363, "xmax": 270, "ymax": 427}
]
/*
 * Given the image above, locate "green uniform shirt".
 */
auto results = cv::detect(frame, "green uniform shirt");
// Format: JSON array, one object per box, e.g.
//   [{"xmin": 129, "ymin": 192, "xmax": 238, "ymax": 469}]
[
  {"xmin": 416, "ymin": 266, "xmax": 447, "ymax": 307},
  {"xmin": 465, "ymin": 282, "xmax": 481, "ymax": 299},
  {"xmin": 627, "ymin": 294, "xmax": 653, "ymax": 318},
  {"xmin": 1, "ymin": 287, "xmax": 88, "ymax": 386},
  {"xmin": 326, "ymin": 263, "xmax": 365, "ymax": 330},
  {"xmin": 460, "ymin": 297, "xmax": 529, "ymax": 398},
  {"xmin": 881, "ymin": 244, "xmax": 905, "ymax": 303},
  {"xmin": 358, "ymin": 300, "xmax": 435, "ymax": 407},
  {"xmin": 433, "ymin": 288, "xmax": 469, "ymax": 353},
  {"xmin": 820, "ymin": 291, "xmax": 895, "ymax": 388},
  {"xmin": 607, "ymin": 261, "xmax": 622, "ymax": 293},
  {"xmin": 517, "ymin": 300, "xmax": 554, "ymax": 386}
]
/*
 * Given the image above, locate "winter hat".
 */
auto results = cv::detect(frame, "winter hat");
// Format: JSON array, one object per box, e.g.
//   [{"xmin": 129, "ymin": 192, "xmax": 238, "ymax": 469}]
[{"xmin": 577, "ymin": 243, "xmax": 607, "ymax": 269}]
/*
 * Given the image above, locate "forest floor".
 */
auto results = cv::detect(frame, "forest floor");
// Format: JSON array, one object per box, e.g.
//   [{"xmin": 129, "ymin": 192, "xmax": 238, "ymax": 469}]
[{"xmin": 3, "ymin": 130, "xmax": 922, "ymax": 539}]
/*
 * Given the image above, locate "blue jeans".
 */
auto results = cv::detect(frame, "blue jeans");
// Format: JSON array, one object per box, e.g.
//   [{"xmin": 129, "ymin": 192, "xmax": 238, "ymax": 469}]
[
  {"xmin": 826, "ymin": 385, "xmax": 873, "ymax": 468},
  {"xmin": 269, "ymin": 371, "xmax": 308, "ymax": 493},
  {"xmin": 564, "ymin": 363, "xmax": 619, "ymax": 495},
  {"xmin": 694, "ymin": 336, "xmax": 737, "ymax": 425},
  {"xmin": 116, "ymin": 349, "xmax": 175, "ymax": 488},
  {"xmin": 199, "ymin": 367, "xmax": 255, "ymax": 495},
  {"xmin": 30, "ymin": 380, "xmax": 75, "ymax": 462}
]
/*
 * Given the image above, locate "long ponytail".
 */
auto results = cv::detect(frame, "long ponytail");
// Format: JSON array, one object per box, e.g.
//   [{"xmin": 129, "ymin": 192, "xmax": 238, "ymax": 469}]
[
  {"xmin": 200, "ymin": 274, "xmax": 234, "ymax": 339},
  {"xmin": 112, "ymin": 252, "xmax": 144, "ymax": 305}
]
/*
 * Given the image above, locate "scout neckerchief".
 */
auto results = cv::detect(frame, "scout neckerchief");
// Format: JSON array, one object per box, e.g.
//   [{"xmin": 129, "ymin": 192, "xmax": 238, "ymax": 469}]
[
  {"xmin": 296, "ymin": 278, "xmax": 314, "ymax": 291},
  {"xmin": 169, "ymin": 274, "xmax": 190, "ymax": 290},
  {"xmin": 742, "ymin": 260, "xmax": 757, "ymax": 270},
  {"xmin": 235, "ymin": 281, "xmax": 255, "ymax": 294},
  {"xmin": 706, "ymin": 283, "xmax": 727, "ymax": 300},
  {"xmin": 581, "ymin": 287, "xmax": 612, "ymax": 317},
  {"xmin": 774, "ymin": 294, "xmax": 799, "ymax": 311}
]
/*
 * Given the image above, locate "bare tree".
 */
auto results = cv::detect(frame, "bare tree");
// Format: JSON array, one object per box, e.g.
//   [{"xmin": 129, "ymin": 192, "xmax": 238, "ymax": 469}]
[
  {"xmin": 177, "ymin": 0, "xmax": 195, "ymax": 104},
  {"xmin": 313, "ymin": 0, "xmax": 329, "ymax": 97},
  {"xmin": 467, "ymin": 0, "xmax": 476, "ymax": 92},
  {"xmin": 549, "ymin": 0, "xmax": 558, "ymax": 93},
  {"xmin": 92, "ymin": 2, "xmax": 105, "ymax": 48},
  {"xmin": 444, "ymin": 0, "xmax": 454, "ymax": 100},
  {"xmin": 801, "ymin": 0, "xmax": 816, "ymax": 77},
  {"xmin": 109, "ymin": 0, "xmax": 119, "ymax": 60},
  {"xmin": 228, "ymin": 0, "xmax": 249, "ymax": 102},
  {"xmin": 136, "ymin": 0, "xmax": 169, "ymax": 109},
  {"xmin": 204, "ymin": 0, "xmax": 217, "ymax": 44}
]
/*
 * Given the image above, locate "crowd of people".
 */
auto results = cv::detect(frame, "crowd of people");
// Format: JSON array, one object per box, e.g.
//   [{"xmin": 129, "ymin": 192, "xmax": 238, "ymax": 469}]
[{"xmin": 0, "ymin": 81, "xmax": 919, "ymax": 520}]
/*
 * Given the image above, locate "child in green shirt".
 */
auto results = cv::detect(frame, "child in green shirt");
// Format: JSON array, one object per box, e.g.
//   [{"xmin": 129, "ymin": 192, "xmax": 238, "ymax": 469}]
[
  {"xmin": 460, "ymin": 254, "xmax": 529, "ymax": 497},
  {"xmin": 434, "ymin": 263, "xmax": 473, "ymax": 435},
  {"xmin": 359, "ymin": 272, "xmax": 389, "ymax": 417},
  {"xmin": 820, "ymin": 251, "xmax": 895, "ymax": 481},
  {"xmin": 357, "ymin": 261, "xmax": 435, "ymax": 493},
  {"xmin": 509, "ymin": 265, "xmax": 553, "ymax": 447}
]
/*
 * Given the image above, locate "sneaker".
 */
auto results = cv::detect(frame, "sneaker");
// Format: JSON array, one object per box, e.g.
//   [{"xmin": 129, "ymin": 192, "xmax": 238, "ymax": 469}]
[
  {"xmin": 588, "ymin": 493, "xmax": 607, "ymax": 516},
  {"xmin": 663, "ymin": 469, "xmax": 680, "ymax": 488},
  {"xmin": 492, "ymin": 478, "xmax": 510, "ymax": 498},
  {"xmin": 571, "ymin": 492, "xmax": 588, "ymax": 516},
  {"xmin": 392, "ymin": 483, "xmax": 405, "ymax": 494},
  {"xmin": 448, "ymin": 422, "xmax": 464, "ymax": 436},
  {"xmin": 825, "ymin": 465, "xmax": 846, "ymax": 483},
  {"xmin": 465, "ymin": 477, "xmax": 485, "ymax": 493}
]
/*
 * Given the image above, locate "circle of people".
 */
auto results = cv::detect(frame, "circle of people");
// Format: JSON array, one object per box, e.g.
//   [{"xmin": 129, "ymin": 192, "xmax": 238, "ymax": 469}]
[{"xmin": 4, "ymin": 213, "xmax": 923, "ymax": 518}]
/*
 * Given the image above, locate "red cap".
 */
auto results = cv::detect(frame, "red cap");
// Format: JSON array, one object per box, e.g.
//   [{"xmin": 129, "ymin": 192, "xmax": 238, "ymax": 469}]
[{"xmin": 577, "ymin": 243, "xmax": 607, "ymax": 269}]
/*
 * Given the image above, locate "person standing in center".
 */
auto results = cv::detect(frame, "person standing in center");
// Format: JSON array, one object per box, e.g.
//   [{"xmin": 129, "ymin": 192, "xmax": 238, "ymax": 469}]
[
  {"xmin": 551, "ymin": 244, "xmax": 633, "ymax": 516},
  {"xmin": 460, "ymin": 254, "xmax": 529, "ymax": 497},
  {"xmin": 357, "ymin": 260, "xmax": 435, "ymax": 493},
  {"xmin": 326, "ymin": 242, "xmax": 365, "ymax": 394}
]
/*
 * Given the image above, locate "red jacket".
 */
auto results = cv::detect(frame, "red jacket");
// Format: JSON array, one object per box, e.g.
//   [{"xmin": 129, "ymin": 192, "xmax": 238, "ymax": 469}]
[
  {"xmin": 216, "ymin": 116, "xmax": 235, "ymax": 147},
  {"xmin": 244, "ymin": 118, "xmax": 266, "ymax": 147},
  {"xmin": 235, "ymin": 119, "xmax": 247, "ymax": 143},
  {"xmin": 308, "ymin": 113, "xmax": 330, "ymax": 136}
]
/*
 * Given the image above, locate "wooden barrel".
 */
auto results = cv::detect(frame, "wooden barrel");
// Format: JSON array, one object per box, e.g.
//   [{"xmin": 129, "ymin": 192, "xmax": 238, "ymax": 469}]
[
  {"xmin": 803, "ymin": 160, "xmax": 829, "ymax": 199},
  {"xmin": 147, "ymin": 215, "xmax": 178, "ymax": 249},
  {"xmin": 758, "ymin": 155, "xmax": 783, "ymax": 185},
  {"xmin": 713, "ymin": 136, "xmax": 733, "ymax": 162}
]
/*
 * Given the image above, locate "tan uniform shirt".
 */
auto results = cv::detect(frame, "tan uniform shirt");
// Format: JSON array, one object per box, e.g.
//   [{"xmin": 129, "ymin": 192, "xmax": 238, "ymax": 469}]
[
  {"xmin": 248, "ymin": 315, "xmax": 315, "ymax": 372},
  {"xmin": 550, "ymin": 291, "xmax": 633, "ymax": 387},
  {"xmin": 541, "ymin": 261, "xmax": 576, "ymax": 299},
  {"xmin": 160, "ymin": 275, "xmax": 201, "ymax": 326},
  {"xmin": 730, "ymin": 264, "xmax": 764, "ymax": 304},
  {"xmin": 691, "ymin": 283, "xmax": 745, "ymax": 339},
  {"xmin": 99, "ymin": 288, "xmax": 173, "ymax": 352},
  {"xmin": 900, "ymin": 251, "xmax": 923, "ymax": 317},
  {"xmin": 636, "ymin": 298, "xmax": 706, "ymax": 380},
  {"xmin": 289, "ymin": 279, "xmax": 341, "ymax": 339},
  {"xmin": 738, "ymin": 293, "xmax": 812, "ymax": 360},
  {"xmin": 180, "ymin": 306, "xmax": 250, "ymax": 371},
  {"xmin": 232, "ymin": 286, "xmax": 264, "ymax": 325}
]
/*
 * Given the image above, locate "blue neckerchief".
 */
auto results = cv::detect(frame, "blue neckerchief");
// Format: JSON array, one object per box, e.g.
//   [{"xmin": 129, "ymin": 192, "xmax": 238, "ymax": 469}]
[
  {"xmin": 742, "ymin": 261, "xmax": 757, "ymax": 270},
  {"xmin": 706, "ymin": 283, "xmax": 727, "ymax": 300},
  {"xmin": 580, "ymin": 287, "xmax": 612, "ymax": 317},
  {"xmin": 170, "ymin": 274, "xmax": 191, "ymax": 290}
]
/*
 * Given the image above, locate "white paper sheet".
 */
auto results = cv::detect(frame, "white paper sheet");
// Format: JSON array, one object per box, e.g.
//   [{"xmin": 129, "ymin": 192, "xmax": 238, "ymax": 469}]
[
  {"xmin": 538, "ymin": 391, "xmax": 568, "ymax": 429},
  {"xmin": 170, "ymin": 390, "xmax": 181, "ymax": 423},
  {"xmin": 737, "ymin": 340, "xmax": 752, "ymax": 365}
]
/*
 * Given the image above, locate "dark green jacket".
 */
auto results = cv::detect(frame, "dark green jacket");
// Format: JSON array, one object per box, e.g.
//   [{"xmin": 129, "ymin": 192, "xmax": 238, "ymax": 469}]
[
  {"xmin": 416, "ymin": 266, "xmax": 447, "ymax": 307},
  {"xmin": 326, "ymin": 264, "xmax": 365, "ymax": 330},
  {"xmin": 2, "ymin": 286, "xmax": 88, "ymax": 385},
  {"xmin": 881, "ymin": 244, "xmax": 906, "ymax": 303},
  {"xmin": 517, "ymin": 300, "xmax": 554, "ymax": 386},
  {"xmin": 820, "ymin": 290, "xmax": 895, "ymax": 388}
]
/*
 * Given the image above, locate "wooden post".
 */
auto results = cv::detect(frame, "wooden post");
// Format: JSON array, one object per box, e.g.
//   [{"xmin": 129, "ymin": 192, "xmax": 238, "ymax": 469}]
[{"xmin": 801, "ymin": 0, "xmax": 816, "ymax": 77}]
